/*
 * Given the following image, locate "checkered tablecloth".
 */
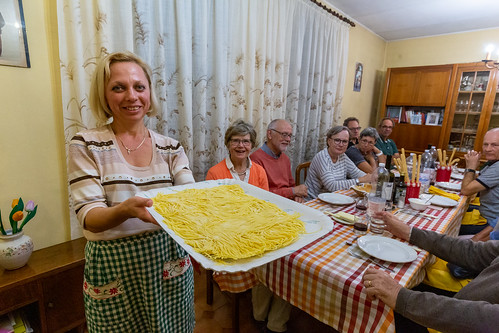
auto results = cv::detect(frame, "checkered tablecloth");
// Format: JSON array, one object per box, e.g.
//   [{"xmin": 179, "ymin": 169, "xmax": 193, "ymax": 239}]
[{"xmin": 214, "ymin": 188, "xmax": 468, "ymax": 333}]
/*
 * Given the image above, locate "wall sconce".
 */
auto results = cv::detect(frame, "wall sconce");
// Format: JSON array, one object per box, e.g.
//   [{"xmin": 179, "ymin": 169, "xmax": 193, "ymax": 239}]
[{"xmin": 482, "ymin": 45, "xmax": 499, "ymax": 69}]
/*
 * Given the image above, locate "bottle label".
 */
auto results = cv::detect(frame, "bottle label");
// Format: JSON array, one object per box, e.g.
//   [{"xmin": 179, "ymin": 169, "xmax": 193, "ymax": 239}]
[{"xmin": 382, "ymin": 182, "xmax": 393, "ymax": 200}]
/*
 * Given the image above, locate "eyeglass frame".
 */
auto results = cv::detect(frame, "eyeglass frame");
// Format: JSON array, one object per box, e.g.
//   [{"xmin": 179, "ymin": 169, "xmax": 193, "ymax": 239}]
[
  {"xmin": 229, "ymin": 138, "xmax": 252, "ymax": 147},
  {"xmin": 359, "ymin": 138, "xmax": 376, "ymax": 146},
  {"xmin": 330, "ymin": 138, "xmax": 350, "ymax": 146},
  {"xmin": 270, "ymin": 128, "xmax": 293, "ymax": 139}
]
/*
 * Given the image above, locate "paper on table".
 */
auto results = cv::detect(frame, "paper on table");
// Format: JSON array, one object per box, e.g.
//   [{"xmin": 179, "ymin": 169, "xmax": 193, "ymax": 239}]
[{"xmin": 137, "ymin": 179, "xmax": 334, "ymax": 272}]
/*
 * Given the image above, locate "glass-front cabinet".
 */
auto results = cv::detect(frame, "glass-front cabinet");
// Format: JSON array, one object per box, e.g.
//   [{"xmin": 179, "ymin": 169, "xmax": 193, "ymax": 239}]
[{"xmin": 443, "ymin": 63, "xmax": 498, "ymax": 153}]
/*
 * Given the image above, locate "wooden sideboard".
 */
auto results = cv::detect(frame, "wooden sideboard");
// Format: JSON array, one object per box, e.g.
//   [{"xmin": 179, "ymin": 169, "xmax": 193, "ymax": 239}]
[{"xmin": 0, "ymin": 237, "xmax": 86, "ymax": 333}]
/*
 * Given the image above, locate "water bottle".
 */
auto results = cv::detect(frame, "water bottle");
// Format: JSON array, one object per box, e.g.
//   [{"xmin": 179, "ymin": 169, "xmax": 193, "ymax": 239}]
[
  {"xmin": 374, "ymin": 163, "xmax": 390, "ymax": 198},
  {"xmin": 406, "ymin": 153, "xmax": 415, "ymax": 180},
  {"xmin": 420, "ymin": 150, "xmax": 433, "ymax": 192},
  {"xmin": 429, "ymin": 146, "xmax": 438, "ymax": 167}
]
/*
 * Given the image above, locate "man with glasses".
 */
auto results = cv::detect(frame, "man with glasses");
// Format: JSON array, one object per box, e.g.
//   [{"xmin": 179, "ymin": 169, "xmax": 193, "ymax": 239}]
[
  {"xmin": 346, "ymin": 127, "xmax": 386, "ymax": 173},
  {"xmin": 343, "ymin": 116, "xmax": 362, "ymax": 148},
  {"xmin": 375, "ymin": 117, "xmax": 400, "ymax": 159},
  {"xmin": 251, "ymin": 119, "xmax": 308, "ymax": 203},
  {"xmin": 250, "ymin": 121, "xmax": 302, "ymax": 332}
]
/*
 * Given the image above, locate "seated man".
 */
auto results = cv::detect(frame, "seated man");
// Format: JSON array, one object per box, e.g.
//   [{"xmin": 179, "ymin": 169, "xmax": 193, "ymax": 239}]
[
  {"xmin": 460, "ymin": 127, "xmax": 499, "ymax": 241},
  {"xmin": 251, "ymin": 119, "xmax": 307, "ymax": 203},
  {"xmin": 363, "ymin": 211, "xmax": 499, "ymax": 332},
  {"xmin": 375, "ymin": 117, "xmax": 400, "ymax": 159},
  {"xmin": 343, "ymin": 116, "xmax": 361, "ymax": 148},
  {"xmin": 345, "ymin": 127, "xmax": 386, "ymax": 173}
]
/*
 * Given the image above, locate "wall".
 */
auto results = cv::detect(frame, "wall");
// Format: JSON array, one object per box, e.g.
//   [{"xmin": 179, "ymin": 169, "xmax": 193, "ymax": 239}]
[
  {"xmin": 0, "ymin": 0, "xmax": 68, "ymax": 250},
  {"xmin": 341, "ymin": 24, "xmax": 386, "ymax": 128},
  {"xmin": 385, "ymin": 28, "xmax": 499, "ymax": 68}
]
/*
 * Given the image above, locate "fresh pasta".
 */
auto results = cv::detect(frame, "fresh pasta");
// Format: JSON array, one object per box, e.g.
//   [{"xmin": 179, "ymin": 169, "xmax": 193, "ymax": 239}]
[{"xmin": 152, "ymin": 184, "xmax": 305, "ymax": 261}]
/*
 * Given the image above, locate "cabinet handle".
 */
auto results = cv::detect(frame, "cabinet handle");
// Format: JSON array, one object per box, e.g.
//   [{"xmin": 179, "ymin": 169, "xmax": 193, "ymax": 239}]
[{"xmin": 48, "ymin": 302, "xmax": 54, "ymax": 308}]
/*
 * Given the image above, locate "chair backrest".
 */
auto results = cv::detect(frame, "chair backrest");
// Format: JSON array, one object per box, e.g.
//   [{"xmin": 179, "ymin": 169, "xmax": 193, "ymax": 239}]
[{"xmin": 295, "ymin": 161, "xmax": 311, "ymax": 186}]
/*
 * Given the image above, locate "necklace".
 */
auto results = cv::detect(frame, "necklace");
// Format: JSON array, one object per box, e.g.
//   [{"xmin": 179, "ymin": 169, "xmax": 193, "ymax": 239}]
[{"xmin": 117, "ymin": 130, "xmax": 147, "ymax": 154}]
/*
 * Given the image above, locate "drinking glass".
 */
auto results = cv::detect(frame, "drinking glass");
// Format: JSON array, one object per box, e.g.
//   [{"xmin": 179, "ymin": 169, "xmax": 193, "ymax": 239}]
[
  {"xmin": 367, "ymin": 195, "xmax": 386, "ymax": 234},
  {"xmin": 353, "ymin": 216, "xmax": 368, "ymax": 236}
]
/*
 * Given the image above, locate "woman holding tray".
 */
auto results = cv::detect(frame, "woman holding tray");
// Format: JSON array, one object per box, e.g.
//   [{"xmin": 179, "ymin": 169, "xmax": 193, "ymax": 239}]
[{"xmin": 68, "ymin": 52, "xmax": 195, "ymax": 332}]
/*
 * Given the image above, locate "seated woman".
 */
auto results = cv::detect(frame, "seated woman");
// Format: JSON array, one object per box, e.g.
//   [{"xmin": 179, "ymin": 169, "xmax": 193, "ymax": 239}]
[
  {"xmin": 306, "ymin": 125, "xmax": 372, "ymax": 199},
  {"xmin": 345, "ymin": 127, "xmax": 386, "ymax": 173},
  {"xmin": 206, "ymin": 119, "xmax": 269, "ymax": 190}
]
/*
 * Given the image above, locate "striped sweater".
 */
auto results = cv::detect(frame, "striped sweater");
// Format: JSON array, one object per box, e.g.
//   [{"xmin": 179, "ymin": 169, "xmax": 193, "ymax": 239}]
[
  {"xmin": 68, "ymin": 125, "xmax": 194, "ymax": 241},
  {"xmin": 305, "ymin": 148, "xmax": 365, "ymax": 199}
]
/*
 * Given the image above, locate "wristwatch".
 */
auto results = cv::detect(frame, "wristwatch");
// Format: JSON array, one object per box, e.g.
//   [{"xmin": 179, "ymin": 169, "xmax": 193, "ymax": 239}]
[
  {"xmin": 355, "ymin": 178, "xmax": 360, "ymax": 185},
  {"xmin": 464, "ymin": 168, "xmax": 476, "ymax": 174}
]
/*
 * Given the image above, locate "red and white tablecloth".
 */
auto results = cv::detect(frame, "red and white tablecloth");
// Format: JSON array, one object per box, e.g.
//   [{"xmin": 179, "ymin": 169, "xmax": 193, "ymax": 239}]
[{"xmin": 214, "ymin": 188, "xmax": 469, "ymax": 333}]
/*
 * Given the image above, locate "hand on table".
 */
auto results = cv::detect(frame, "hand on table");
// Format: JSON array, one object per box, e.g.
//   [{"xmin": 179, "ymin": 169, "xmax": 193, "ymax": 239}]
[
  {"xmin": 293, "ymin": 184, "xmax": 308, "ymax": 198},
  {"xmin": 363, "ymin": 267, "xmax": 402, "ymax": 309},
  {"xmin": 372, "ymin": 211, "xmax": 411, "ymax": 241}
]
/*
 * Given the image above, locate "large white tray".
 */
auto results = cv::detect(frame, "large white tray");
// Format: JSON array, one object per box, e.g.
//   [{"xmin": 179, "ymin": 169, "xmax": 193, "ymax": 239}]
[{"xmin": 137, "ymin": 179, "xmax": 334, "ymax": 272}]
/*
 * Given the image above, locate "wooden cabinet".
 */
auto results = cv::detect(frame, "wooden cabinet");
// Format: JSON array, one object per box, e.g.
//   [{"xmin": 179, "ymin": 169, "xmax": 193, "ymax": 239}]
[
  {"xmin": 386, "ymin": 65, "xmax": 453, "ymax": 106},
  {"xmin": 381, "ymin": 64, "xmax": 455, "ymax": 153},
  {"xmin": 0, "ymin": 238, "xmax": 86, "ymax": 333},
  {"xmin": 440, "ymin": 62, "xmax": 498, "ymax": 154}
]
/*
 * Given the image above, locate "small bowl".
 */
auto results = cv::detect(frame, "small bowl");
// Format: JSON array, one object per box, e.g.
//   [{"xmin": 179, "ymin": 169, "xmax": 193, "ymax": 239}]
[{"xmin": 409, "ymin": 198, "xmax": 429, "ymax": 211}]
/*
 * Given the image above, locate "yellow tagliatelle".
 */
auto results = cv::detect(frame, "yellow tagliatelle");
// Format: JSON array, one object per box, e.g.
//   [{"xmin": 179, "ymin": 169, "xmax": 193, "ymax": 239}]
[{"xmin": 152, "ymin": 184, "xmax": 305, "ymax": 261}]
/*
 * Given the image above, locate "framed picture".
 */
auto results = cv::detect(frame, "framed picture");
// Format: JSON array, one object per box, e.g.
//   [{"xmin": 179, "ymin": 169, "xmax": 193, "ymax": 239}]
[
  {"xmin": 426, "ymin": 112, "xmax": 440, "ymax": 126},
  {"xmin": 353, "ymin": 62, "xmax": 363, "ymax": 92},
  {"xmin": 0, "ymin": 0, "xmax": 30, "ymax": 68},
  {"xmin": 386, "ymin": 107, "xmax": 402, "ymax": 122}
]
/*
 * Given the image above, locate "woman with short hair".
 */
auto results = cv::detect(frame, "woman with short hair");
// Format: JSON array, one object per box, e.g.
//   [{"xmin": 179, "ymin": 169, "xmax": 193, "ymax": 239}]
[
  {"xmin": 305, "ymin": 125, "xmax": 372, "ymax": 199},
  {"xmin": 346, "ymin": 127, "xmax": 386, "ymax": 173}
]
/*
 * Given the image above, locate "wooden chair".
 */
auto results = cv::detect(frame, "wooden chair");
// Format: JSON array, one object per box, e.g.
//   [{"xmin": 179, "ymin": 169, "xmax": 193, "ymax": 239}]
[{"xmin": 295, "ymin": 161, "xmax": 311, "ymax": 185}]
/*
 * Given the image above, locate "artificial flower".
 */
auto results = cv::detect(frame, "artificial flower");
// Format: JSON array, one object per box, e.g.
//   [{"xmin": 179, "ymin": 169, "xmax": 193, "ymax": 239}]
[{"xmin": 0, "ymin": 197, "xmax": 38, "ymax": 235}]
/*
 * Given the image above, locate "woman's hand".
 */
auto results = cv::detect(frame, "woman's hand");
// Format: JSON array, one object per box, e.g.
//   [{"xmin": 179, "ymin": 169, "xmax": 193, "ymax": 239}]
[
  {"xmin": 358, "ymin": 173, "xmax": 373, "ymax": 184},
  {"xmin": 121, "ymin": 196, "xmax": 157, "ymax": 224},
  {"xmin": 372, "ymin": 211, "xmax": 411, "ymax": 241},
  {"xmin": 363, "ymin": 268, "xmax": 402, "ymax": 308}
]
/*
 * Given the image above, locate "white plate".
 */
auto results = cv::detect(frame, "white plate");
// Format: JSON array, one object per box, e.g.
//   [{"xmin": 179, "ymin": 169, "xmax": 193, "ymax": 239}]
[
  {"xmin": 137, "ymin": 179, "xmax": 333, "ymax": 273},
  {"xmin": 429, "ymin": 195, "xmax": 458, "ymax": 207},
  {"xmin": 451, "ymin": 173, "xmax": 464, "ymax": 180},
  {"xmin": 318, "ymin": 193, "xmax": 355, "ymax": 205},
  {"xmin": 436, "ymin": 182, "xmax": 461, "ymax": 191},
  {"xmin": 357, "ymin": 235, "xmax": 417, "ymax": 263}
]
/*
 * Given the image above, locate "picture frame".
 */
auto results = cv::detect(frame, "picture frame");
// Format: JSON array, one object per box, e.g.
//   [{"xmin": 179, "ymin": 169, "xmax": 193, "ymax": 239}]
[
  {"xmin": 0, "ymin": 0, "xmax": 30, "ymax": 68},
  {"xmin": 426, "ymin": 112, "xmax": 440, "ymax": 126},
  {"xmin": 386, "ymin": 107, "xmax": 402, "ymax": 122},
  {"xmin": 353, "ymin": 62, "xmax": 363, "ymax": 92}
]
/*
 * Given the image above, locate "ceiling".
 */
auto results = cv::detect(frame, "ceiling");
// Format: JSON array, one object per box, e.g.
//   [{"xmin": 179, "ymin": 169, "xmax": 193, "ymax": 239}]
[{"xmin": 324, "ymin": 0, "xmax": 499, "ymax": 41}]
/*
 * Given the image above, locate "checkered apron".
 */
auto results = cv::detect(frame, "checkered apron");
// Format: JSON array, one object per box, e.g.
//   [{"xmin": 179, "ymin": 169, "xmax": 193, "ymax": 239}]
[{"xmin": 83, "ymin": 230, "xmax": 195, "ymax": 332}]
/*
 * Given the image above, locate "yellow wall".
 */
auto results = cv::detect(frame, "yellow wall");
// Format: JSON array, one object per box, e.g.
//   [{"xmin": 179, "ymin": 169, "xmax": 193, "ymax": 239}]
[
  {"xmin": 385, "ymin": 28, "xmax": 499, "ymax": 68},
  {"xmin": 0, "ymin": 0, "xmax": 67, "ymax": 250},
  {"xmin": 1, "ymin": 2, "xmax": 497, "ymax": 250},
  {"xmin": 341, "ymin": 25, "xmax": 386, "ymax": 128}
]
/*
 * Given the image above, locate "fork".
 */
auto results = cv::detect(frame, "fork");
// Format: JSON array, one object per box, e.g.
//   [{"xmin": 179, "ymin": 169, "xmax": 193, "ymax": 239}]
[{"xmin": 348, "ymin": 251, "xmax": 395, "ymax": 272}]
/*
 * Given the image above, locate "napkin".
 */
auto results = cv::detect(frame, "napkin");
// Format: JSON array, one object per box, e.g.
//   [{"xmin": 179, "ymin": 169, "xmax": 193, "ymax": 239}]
[{"xmin": 428, "ymin": 186, "xmax": 460, "ymax": 201}]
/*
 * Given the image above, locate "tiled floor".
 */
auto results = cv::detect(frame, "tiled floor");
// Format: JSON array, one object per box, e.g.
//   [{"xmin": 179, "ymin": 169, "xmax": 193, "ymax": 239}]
[{"xmin": 193, "ymin": 268, "xmax": 338, "ymax": 333}]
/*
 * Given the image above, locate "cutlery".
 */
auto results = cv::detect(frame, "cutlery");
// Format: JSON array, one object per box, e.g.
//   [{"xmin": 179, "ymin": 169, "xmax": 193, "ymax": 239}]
[
  {"xmin": 345, "ymin": 236, "xmax": 359, "ymax": 246},
  {"xmin": 348, "ymin": 250, "xmax": 395, "ymax": 272}
]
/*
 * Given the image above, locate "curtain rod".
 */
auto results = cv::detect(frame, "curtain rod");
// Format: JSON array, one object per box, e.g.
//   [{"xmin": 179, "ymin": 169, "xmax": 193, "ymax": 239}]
[{"xmin": 309, "ymin": 0, "xmax": 356, "ymax": 27}]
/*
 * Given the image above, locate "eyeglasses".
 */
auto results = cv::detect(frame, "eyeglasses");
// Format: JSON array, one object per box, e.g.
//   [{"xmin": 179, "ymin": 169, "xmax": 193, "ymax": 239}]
[
  {"xmin": 349, "ymin": 127, "xmax": 361, "ymax": 131},
  {"xmin": 230, "ymin": 139, "xmax": 252, "ymax": 147},
  {"xmin": 360, "ymin": 139, "xmax": 375, "ymax": 146},
  {"xmin": 271, "ymin": 129, "xmax": 293, "ymax": 139},
  {"xmin": 331, "ymin": 138, "xmax": 349, "ymax": 146},
  {"xmin": 381, "ymin": 125, "xmax": 393, "ymax": 129}
]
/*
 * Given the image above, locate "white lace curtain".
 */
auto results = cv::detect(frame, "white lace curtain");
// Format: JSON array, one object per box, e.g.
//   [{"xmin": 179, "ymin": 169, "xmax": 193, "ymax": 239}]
[{"xmin": 57, "ymin": 0, "xmax": 349, "ymax": 237}]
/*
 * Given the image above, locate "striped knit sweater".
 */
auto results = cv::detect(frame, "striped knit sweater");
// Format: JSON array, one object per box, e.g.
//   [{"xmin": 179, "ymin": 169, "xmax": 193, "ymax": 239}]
[
  {"xmin": 305, "ymin": 148, "xmax": 365, "ymax": 199},
  {"xmin": 68, "ymin": 125, "xmax": 194, "ymax": 241}
]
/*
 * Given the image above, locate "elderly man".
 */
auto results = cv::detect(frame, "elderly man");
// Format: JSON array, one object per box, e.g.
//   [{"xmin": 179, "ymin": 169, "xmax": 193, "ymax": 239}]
[
  {"xmin": 343, "ymin": 116, "xmax": 362, "ymax": 148},
  {"xmin": 362, "ymin": 211, "xmax": 499, "ymax": 332},
  {"xmin": 251, "ymin": 119, "xmax": 308, "ymax": 203},
  {"xmin": 375, "ymin": 117, "xmax": 400, "ymax": 159},
  {"xmin": 460, "ymin": 127, "xmax": 499, "ymax": 241}
]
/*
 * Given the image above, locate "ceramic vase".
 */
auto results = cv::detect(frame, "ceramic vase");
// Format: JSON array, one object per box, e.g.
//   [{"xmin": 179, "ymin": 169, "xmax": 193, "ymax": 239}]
[{"xmin": 0, "ymin": 230, "xmax": 34, "ymax": 270}]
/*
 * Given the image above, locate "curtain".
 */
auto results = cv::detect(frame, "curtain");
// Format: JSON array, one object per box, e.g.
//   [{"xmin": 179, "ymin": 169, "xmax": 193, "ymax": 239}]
[{"xmin": 57, "ymin": 0, "xmax": 349, "ymax": 238}]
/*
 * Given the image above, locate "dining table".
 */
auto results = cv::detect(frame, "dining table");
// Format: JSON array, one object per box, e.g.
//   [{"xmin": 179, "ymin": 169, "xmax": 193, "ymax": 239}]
[{"xmin": 213, "ymin": 181, "xmax": 469, "ymax": 333}]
